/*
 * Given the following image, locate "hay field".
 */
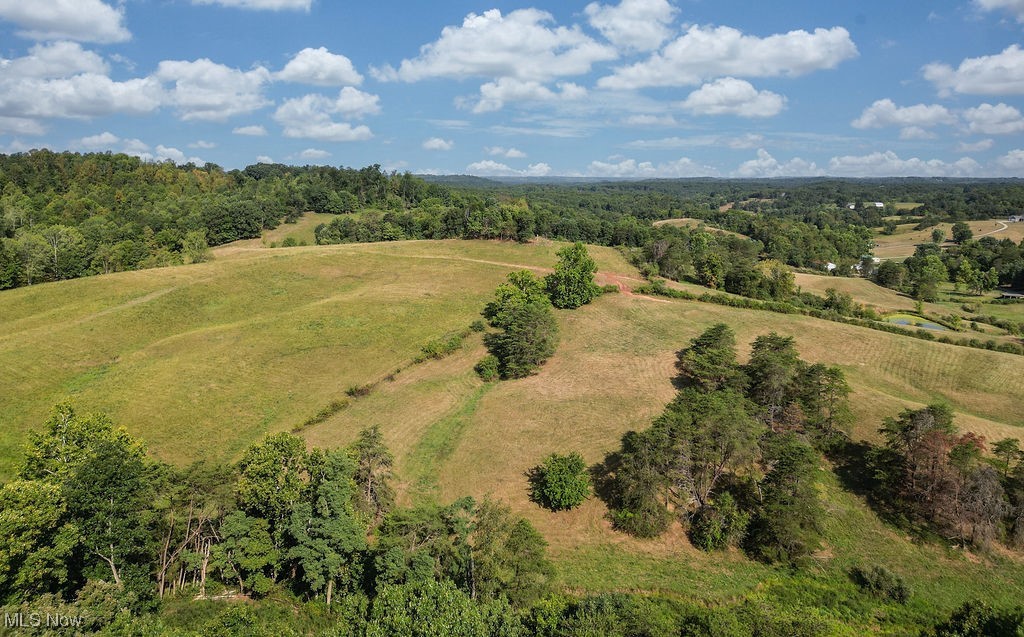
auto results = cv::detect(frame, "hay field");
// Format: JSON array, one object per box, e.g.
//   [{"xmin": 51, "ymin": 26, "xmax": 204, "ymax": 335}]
[
  {"xmin": 3, "ymin": 238, "xmax": 1024, "ymax": 608},
  {"xmin": 873, "ymin": 219, "xmax": 1023, "ymax": 259},
  {"xmin": 652, "ymin": 217, "xmax": 748, "ymax": 238}
]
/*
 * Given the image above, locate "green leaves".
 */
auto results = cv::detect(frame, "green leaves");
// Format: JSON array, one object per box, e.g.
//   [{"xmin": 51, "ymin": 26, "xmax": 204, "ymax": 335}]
[
  {"xmin": 528, "ymin": 452, "xmax": 591, "ymax": 512},
  {"xmin": 544, "ymin": 242, "xmax": 600, "ymax": 310},
  {"xmin": 482, "ymin": 271, "xmax": 560, "ymax": 379}
]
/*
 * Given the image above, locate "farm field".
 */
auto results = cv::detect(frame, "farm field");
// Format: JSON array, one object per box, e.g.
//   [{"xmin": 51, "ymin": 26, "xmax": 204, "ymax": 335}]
[
  {"xmin": 652, "ymin": 217, "xmax": 749, "ymax": 238},
  {"xmin": 873, "ymin": 219, "xmax": 1024, "ymax": 259},
  {"xmin": 2, "ymin": 238, "xmax": 1024, "ymax": 623},
  {"xmin": 794, "ymin": 271, "xmax": 943, "ymax": 314}
]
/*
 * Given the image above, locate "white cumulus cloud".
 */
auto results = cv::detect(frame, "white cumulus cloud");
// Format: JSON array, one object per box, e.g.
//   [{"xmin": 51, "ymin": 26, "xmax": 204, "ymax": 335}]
[
  {"xmin": 299, "ymin": 148, "xmax": 331, "ymax": 160},
  {"xmin": 273, "ymin": 89, "xmax": 378, "ymax": 142},
  {"xmin": 924, "ymin": 45, "xmax": 1024, "ymax": 96},
  {"xmin": 956, "ymin": 139, "xmax": 995, "ymax": 152},
  {"xmin": 584, "ymin": 0, "xmax": 678, "ymax": 52},
  {"xmin": 995, "ymin": 149, "xmax": 1024, "ymax": 174},
  {"xmin": 899, "ymin": 127, "xmax": 937, "ymax": 140},
  {"xmin": 277, "ymin": 47, "xmax": 363, "ymax": 86},
  {"xmin": 733, "ymin": 149, "xmax": 822, "ymax": 177},
  {"xmin": 0, "ymin": 41, "xmax": 108, "ymax": 79},
  {"xmin": 827, "ymin": 151, "xmax": 982, "ymax": 178},
  {"xmin": 423, "ymin": 137, "xmax": 454, "ymax": 151},
  {"xmin": 963, "ymin": 102, "xmax": 1024, "ymax": 135},
  {"xmin": 622, "ymin": 114, "xmax": 679, "ymax": 127},
  {"xmin": 469, "ymin": 79, "xmax": 586, "ymax": 113},
  {"xmin": 77, "ymin": 131, "xmax": 120, "ymax": 148},
  {"xmin": 486, "ymin": 146, "xmax": 527, "ymax": 158},
  {"xmin": 154, "ymin": 59, "xmax": 272, "ymax": 121},
  {"xmin": 679, "ymin": 78, "xmax": 786, "ymax": 118},
  {"xmin": 586, "ymin": 157, "xmax": 715, "ymax": 178},
  {"xmin": 0, "ymin": 116, "xmax": 45, "ymax": 135},
  {"xmin": 599, "ymin": 25, "xmax": 857, "ymax": 89},
  {"xmin": 233, "ymin": 125, "xmax": 268, "ymax": 136},
  {"xmin": 373, "ymin": 9, "xmax": 616, "ymax": 83},
  {"xmin": 0, "ymin": 0, "xmax": 130, "ymax": 43},
  {"xmin": 0, "ymin": 73, "xmax": 162, "ymax": 120},
  {"xmin": 466, "ymin": 160, "xmax": 551, "ymax": 177},
  {"xmin": 974, "ymin": 0, "xmax": 1024, "ymax": 21},
  {"xmin": 851, "ymin": 98, "xmax": 956, "ymax": 130}
]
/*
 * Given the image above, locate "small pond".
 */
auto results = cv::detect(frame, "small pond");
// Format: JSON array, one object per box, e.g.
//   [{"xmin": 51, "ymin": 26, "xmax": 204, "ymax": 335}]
[{"xmin": 884, "ymin": 313, "xmax": 948, "ymax": 331}]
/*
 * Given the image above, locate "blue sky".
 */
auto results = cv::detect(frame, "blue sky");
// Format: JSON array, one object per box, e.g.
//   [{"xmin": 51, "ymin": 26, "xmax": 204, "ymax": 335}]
[{"xmin": 1, "ymin": 0, "xmax": 1023, "ymax": 177}]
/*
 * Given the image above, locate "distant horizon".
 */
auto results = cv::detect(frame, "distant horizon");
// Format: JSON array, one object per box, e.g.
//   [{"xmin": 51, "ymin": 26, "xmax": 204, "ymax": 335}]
[{"xmin": 8, "ymin": 146, "xmax": 1024, "ymax": 183}]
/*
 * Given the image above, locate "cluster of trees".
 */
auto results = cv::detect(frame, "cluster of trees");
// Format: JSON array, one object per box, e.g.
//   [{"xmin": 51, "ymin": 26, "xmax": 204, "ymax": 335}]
[
  {"xmin": 636, "ymin": 221, "xmax": 870, "ymax": 293},
  {"xmin": 478, "ymin": 243, "xmax": 600, "ymax": 380},
  {"xmin": 875, "ymin": 235, "xmax": 1024, "ymax": 300},
  {"xmin": 599, "ymin": 325, "xmax": 851, "ymax": 563},
  {"xmin": 0, "ymin": 406, "xmax": 556, "ymax": 634},
  {"xmin": 868, "ymin": 404, "xmax": 1024, "ymax": 549}
]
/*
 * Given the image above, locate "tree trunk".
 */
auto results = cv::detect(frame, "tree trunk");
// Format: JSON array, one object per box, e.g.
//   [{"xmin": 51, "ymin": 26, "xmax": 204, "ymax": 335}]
[
  {"xmin": 199, "ymin": 540, "xmax": 210, "ymax": 598},
  {"xmin": 326, "ymin": 579, "xmax": 334, "ymax": 606}
]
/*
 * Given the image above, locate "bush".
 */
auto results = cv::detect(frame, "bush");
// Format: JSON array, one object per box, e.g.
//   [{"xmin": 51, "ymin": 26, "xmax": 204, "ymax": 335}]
[
  {"xmin": 293, "ymin": 399, "xmax": 349, "ymax": 432},
  {"xmin": 414, "ymin": 331, "xmax": 466, "ymax": 363},
  {"xmin": 927, "ymin": 600, "xmax": 1024, "ymax": 636},
  {"xmin": 688, "ymin": 493, "xmax": 749, "ymax": 552},
  {"xmin": 850, "ymin": 565, "xmax": 911, "ymax": 604},
  {"xmin": 475, "ymin": 355, "xmax": 500, "ymax": 382},
  {"xmin": 346, "ymin": 382, "xmax": 376, "ymax": 398},
  {"xmin": 470, "ymin": 319, "xmax": 487, "ymax": 332},
  {"xmin": 528, "ymin": 452, "xmax": 591, "ymax": 511}
]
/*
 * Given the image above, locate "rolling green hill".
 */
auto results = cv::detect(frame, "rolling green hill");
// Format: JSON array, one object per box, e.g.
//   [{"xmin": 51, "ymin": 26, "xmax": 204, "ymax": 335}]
[{"xmin": 2, "ymin": 238, "xmax": 1024, "ymax": 629}]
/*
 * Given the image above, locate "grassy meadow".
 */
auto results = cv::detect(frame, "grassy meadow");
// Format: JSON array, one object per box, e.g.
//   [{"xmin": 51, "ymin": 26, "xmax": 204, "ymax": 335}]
[
  {"xmin": 652, "ymin": 217, "xmax": 749, "ymax": 238},
  {"xmin": 3, "ymin": 237, "xmax": 1024, "ymax": 629},
  {"xmin": 873, "ymin": 219, "xmax": 1024, "ymax": 260}
]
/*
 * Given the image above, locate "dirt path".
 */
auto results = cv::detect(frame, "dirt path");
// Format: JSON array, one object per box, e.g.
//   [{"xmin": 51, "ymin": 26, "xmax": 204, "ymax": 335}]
[
  {"xmin": 876, "ymin": 220, "xmax": 1010, "ymax": 261},
  {"xmin": 978, "ymin": 221, "xmax": 1009, "ymax": 238}
]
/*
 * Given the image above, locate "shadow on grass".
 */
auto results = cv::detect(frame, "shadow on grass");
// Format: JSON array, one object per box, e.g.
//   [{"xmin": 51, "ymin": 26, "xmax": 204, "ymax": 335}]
[{"xmin": 827, "ymin": 439, "xmax": 936, "ymax": 543}]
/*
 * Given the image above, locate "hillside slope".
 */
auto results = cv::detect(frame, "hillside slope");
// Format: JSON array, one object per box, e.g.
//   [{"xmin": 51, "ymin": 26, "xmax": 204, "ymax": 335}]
[{"xmin": 2, "ymin": 238, "xmax": 1023, "ymax": 623}]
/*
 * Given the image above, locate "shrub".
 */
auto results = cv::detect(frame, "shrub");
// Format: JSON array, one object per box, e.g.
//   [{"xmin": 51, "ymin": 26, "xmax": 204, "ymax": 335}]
[
  {"xmin": 850, "ymin": 565, "xmax": 911, "ymax": 604},
  {"xmin": 474, "ymin": 355, "xmax": 500, "ymax": 382},
  {"xmin": 346, "ymin": 382, "xmax": 376, "ymax": 398},
  {"xmin": 688, "ymin": 493, "xmax": 749, "ymax": 552},
  {"xmin": 927, "ymin": 600, "xmax": 1024, "ymax": 636},
  {"xmin": 528, "ymin": 452, "xmax": 591, "ymax": 511},
  {"xmin": 469, "ymin": 319, "xmax": 487, "ymax": 332},
  {"xmin": 293, "ymin": 399, "xmax": 349, "ymax": 432},
  {"xmin": 414, "ymin": 331, "xmax": 466, "ymax": 363}
]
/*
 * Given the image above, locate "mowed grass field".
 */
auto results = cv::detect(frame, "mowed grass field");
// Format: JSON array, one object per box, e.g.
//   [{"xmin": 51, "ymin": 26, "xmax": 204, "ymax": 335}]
[
  {"xmin": 652, "ymin": 217, "xmax": 749, "ymax": 238},
  {"xmin": 873, "ymin": 219, "xmax": 1024, "ymax": 259},
  {"xmin": 3, "ymin": 238, "xmax": 1024, "ymax": 619},
  {"xmin": 210, "ymin": 212, "xmax": 336, "ymax": 256}
]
